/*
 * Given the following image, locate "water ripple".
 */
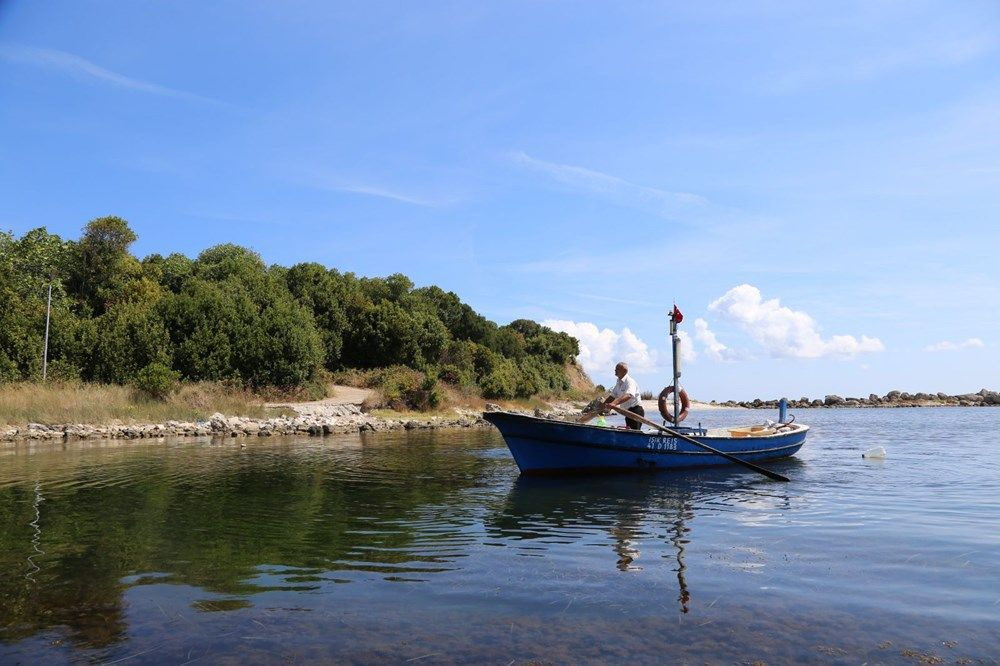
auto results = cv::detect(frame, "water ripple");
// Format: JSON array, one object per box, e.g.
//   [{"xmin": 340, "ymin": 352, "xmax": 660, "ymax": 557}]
[{"xmin": 1, "ymin": 411, "xmax": 998, "ymax": 662}]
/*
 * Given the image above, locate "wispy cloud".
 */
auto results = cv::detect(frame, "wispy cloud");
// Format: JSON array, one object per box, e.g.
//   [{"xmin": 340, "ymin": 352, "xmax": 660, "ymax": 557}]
[
  {"xmin": 923, "ymin": 338, "xmax": 985, "ymax": 352},
  {"xmin": 768, "ymin": 34, "xmax": 996, "ymax": 92},
  {"xmin": 708, "ymin": 284, "xmax": 885, "ymax": 359},
  {"xmin": 0, "ymin": 43, "xmax": 227, "ymax": 105},
  {"xmin": 510, "ymin": 151, "xmax": 707, "ymax": 219},
  {"xmin": 333, "ymin": 184, "xmax": 441, "ymax": 207},
  {"xmin": 286, "ymin": 167, "xmax": 450, "ymax": 207}
]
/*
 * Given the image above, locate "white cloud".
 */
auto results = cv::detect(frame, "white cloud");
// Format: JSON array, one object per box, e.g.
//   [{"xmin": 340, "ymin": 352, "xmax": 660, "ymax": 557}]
[
  {"xmin": 510, "ymin": 151, "xmax": 707, "ymax": 219},
  {"xmin": 707, "ymin": 284, "xmax": 884, "ymax": 359},
  {"xmin": 694, "ymin": 317, "xmax": 733, "ymax": 362},
  {"xmin": 0, "ymin": 43, "xmax": 225, "ymax": 105},
  {"xmin": 923, "ymin": 338, "xmax": 985, "ymax": 352},
  {"xmin": 542, "ymin": 319, "xmax": 660, "ymax": 380},
  {"xmin": 676, "ymin": 330, "xmax": 696, "ymax": 364}
]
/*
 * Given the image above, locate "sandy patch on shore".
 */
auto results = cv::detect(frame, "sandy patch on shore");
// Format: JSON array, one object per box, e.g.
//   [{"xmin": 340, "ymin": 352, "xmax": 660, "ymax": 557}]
[
  {"xmin": 638, "ymin": 399, "xmax": 745, "ymax": 412},
  {"xmin": 266, "ymin": 385, "xmax": 373, "ymax": 410}
]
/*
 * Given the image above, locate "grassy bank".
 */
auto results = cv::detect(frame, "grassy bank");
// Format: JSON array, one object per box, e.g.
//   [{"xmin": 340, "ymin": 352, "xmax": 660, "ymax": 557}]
[{"xmin": 0, "ymin": 382, "xmax": 286, "ymax": 426}]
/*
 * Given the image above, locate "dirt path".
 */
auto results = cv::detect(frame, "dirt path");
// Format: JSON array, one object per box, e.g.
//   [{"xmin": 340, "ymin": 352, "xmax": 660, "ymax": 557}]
[{"xmin": 265, "ymin": 385, "xmax": 374, "ymax": 410}]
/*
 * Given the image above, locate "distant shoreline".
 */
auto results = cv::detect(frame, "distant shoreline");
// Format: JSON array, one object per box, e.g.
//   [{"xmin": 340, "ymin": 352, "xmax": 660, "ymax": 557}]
[{"xmin": 707, "ymin": 388, "xmax": 1000, "ymax": 409}]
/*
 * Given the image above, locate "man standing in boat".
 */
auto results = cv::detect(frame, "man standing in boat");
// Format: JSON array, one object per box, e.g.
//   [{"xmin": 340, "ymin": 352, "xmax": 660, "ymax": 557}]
[{"xmin": 605, "ymin": 362, "xmax": 644, "ymax": 430}]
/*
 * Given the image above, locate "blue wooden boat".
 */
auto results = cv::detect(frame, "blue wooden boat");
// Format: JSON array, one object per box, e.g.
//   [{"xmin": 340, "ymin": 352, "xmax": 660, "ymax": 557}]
[
  {"xmin": 482, "ymin": 411, "xmax": 809, "ymax": 475},
  {"xmin": 485, "ymin": 307, "xmax": 808, "ymax": 476}
]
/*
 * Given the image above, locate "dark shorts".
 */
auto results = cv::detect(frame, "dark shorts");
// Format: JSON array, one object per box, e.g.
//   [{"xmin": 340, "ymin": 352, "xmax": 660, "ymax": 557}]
[{"xmin": 625, "ymin": 405, "xmax": 645, "ymax": 430}]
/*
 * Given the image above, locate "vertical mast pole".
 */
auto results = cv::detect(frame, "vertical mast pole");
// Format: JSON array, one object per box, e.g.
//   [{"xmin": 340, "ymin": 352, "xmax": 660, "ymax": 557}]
[{"xmin": 670, "ymin": 306, "xmax": 681, "ymax": 427}]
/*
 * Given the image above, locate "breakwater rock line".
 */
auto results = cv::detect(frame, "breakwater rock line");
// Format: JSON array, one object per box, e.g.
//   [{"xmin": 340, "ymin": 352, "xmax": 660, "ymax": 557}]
[
  {"xmin": 716, "ymin": 388, "xmax": 1000, "ymax": 409},
  {"xmin": 0, "ymin": 404, "xmax": 491, "ymax": 444}
]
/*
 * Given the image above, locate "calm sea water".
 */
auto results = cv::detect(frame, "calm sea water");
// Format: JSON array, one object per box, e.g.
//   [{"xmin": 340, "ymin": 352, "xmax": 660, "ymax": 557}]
[{"xmin": 1, "ymin": 408, "xmax": 997, "ymax": 664}]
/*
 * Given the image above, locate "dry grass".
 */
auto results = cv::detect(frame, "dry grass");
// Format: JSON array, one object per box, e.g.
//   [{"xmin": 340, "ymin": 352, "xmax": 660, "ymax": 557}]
[{"xmin": 0, "ymin": 381, "xmax": 283, "ymax": 426}]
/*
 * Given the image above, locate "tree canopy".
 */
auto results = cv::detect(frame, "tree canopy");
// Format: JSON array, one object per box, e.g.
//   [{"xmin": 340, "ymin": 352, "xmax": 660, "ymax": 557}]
[{"xmin": 0, "ymin": 219, "xmax": 581, "ymax": 399}]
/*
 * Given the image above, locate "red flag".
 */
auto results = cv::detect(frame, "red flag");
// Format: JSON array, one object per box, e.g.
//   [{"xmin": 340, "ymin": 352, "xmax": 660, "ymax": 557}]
[{"xmin": 672, "ymin": 304, "xmax": 683, "ymax": 323}]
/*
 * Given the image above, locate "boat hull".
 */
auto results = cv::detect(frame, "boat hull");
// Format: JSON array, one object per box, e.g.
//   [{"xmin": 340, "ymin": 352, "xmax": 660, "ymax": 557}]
[{"xmin": 482, "ymin": 411, "xmax": 808, "ymax": 474}]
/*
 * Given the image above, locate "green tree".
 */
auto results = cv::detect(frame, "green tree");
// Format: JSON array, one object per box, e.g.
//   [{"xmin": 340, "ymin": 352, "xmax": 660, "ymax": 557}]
[
  {"xmin": 413, "ymin": 286, "xmax": 497, "ymax": 346},
  {"xmin": 161, "ymin": 274, "xmax": 323, "ymax": 387},
  {"xmin": 194, "ymin": 244, "xmax": 269, "ymax": 295},
  {"xmin": 493, "ymin": 326, "xmax": 526, "ymax": 359},
  {"xmin": 0, "ymin": 227, "xmax": 72, "ymax": 301},
  {"xmin": 67, "ymin": 216, "xmax": 142, "ymax": 315},
  {"xmin": 87, "ymin": 302, "xmax": 171, "ymax": 383},
  {"xmin": 506, "ymin": 319, "xmax": 579, "ymax": 364},
  {"xmin": 237, "ymin": 297, "xmax": 324, "ymax": 387},
  {"xmin": 480, "ymin": 357, "xmax": 520, "ymax": 399},
  {"xmin": 0, "ymin": 285, "xmax": 40, "ymax": 379},
  {"xmin": 285, "ymin": 263, "xmax": 349, "ymax": 369},
  {"xmin": 159, "ymin": 279, "xmax": 249, "ymax": 381}
]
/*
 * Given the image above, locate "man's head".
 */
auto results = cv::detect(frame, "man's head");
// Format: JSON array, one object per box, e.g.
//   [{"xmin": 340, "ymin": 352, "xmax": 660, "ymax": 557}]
[{"xmin": 614, "ymin": 362, "xmax": 628, "ymax": 379}]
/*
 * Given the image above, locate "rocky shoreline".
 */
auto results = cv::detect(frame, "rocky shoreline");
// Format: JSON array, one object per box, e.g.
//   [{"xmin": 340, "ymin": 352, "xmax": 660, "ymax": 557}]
[
  {"xmin": 1, "ymin": 404, "xmax": 492, "ymax": 444},
  {"xmin": 6, "ymin": 389, "xmax": 997, "ymax": 444},
  {"xmin": 715, "ymin": 388, "xmax": 1000, "ymax": 409}
]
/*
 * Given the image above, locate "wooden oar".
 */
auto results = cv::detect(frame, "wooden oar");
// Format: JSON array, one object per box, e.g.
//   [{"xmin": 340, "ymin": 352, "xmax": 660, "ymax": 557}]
[{"xmin": 606, "ymin": 404, "xmax": 790, "ymax": 482}]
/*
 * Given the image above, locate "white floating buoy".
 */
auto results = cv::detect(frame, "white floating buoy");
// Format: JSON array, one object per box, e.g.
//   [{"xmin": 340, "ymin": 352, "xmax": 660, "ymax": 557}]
[{"xmin": 862, "ymin": 446, "xmax": 886, "ymax": 459}]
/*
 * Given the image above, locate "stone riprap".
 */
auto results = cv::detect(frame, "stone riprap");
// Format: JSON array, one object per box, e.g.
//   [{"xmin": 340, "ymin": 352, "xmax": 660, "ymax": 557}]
[
  {"xmin": 714, "ymin": 388, "xmax": 1000, "ymax": 409},
  {"xmin": 0, "ymin": 404, "xmax": 491, "ymax": 444}
]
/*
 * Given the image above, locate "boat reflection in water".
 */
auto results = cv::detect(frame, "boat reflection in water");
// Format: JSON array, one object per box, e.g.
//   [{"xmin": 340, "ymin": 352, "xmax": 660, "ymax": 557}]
[{"xmin": 486, "ymin": 471, "xmax": 796, "ymax": 615}]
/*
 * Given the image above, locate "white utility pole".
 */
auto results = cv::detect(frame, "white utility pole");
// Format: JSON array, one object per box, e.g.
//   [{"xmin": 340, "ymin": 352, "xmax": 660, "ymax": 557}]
[{"xmin": 42, "ymin": 283, "xmax": 52, "ymax": 381}]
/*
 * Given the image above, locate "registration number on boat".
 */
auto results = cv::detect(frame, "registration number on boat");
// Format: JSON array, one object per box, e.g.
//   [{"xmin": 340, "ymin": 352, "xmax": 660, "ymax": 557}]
[{"xmin": 646, "ymin": 437, "xmax": 677, "ymax": 451}]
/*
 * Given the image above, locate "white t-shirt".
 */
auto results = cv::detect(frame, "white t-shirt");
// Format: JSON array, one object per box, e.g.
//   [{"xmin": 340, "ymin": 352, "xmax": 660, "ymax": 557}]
[{"xmin": 611, "ymin": 374, "xmax": 640, "ymax": 409}]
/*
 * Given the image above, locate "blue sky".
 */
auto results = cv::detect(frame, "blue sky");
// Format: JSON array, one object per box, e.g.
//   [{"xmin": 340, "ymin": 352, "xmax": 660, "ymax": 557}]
[{"xmin": 2, "ymin": 1, "xmax": 999, "ymax": 401}]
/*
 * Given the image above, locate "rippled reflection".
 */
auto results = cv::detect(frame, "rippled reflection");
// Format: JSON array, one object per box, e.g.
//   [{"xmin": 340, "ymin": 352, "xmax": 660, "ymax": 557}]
[
  {"xmin": 1, "ymin": 410, "xmax": 998, "ymax": 664},
  {"xmin": 488, "ymin": 473, "xmax": 797, "ymax": 612}
]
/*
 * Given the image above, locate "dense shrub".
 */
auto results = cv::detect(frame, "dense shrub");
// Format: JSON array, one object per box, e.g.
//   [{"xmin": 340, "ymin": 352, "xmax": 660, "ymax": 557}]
[
  {"xmin": 480, "ymin": 358, "xmax": 520, "ymax": 400},
  {"xmin": 45, "ymin": 359, "xmax": 82, "ymax": 382},
  {"xmin": 135, "ymin": 362, "xmax": 180, "ymax": 400},
  {"xmin": 363, "ymin": 366, "xmax": 442, "ymax": 411},
  {"xmin": 87, "ymin": 302, "xmax": 171, "ymax": 383},
  {"xmin": 239, "ymin": 297, "xmax": 324, "ymax": 388},
  {"xmin": 0, "ymin": 352, "xmax": 17, "ymax": 384},
  {"xmin": 437, "ymin": 363, "xmax": 474, "ymax": 387}
]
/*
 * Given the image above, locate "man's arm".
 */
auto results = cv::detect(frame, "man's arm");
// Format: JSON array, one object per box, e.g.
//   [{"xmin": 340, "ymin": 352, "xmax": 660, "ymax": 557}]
[{"xmin": 605, "ymin": 386, "xmax": 634, "ymax": 407}]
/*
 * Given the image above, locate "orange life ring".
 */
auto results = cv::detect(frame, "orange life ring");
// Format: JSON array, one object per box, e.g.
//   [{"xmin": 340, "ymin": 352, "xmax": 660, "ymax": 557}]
[{"xmin": 658, "ymin": 386, "xmax": 690, "ymax": 423}]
